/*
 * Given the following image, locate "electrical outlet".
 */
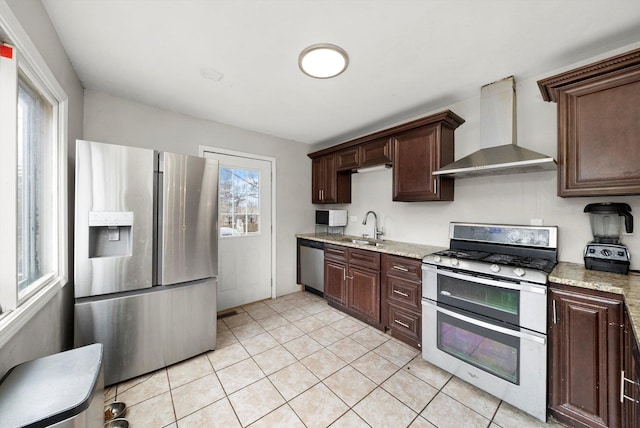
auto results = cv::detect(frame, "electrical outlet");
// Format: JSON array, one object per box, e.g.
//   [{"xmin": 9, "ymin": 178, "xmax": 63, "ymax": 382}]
[
  {"xmin": 530, "ymin": 219, "xmax": 543, "ymax": 226},
  {"xmin": 350, "ymin": 216, "xmax": 357, "ymax": 222}
]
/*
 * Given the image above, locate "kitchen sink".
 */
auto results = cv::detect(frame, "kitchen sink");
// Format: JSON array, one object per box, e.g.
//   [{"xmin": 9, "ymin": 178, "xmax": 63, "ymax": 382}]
[{"xmin": 351, "ymin": 239, "xmax": 386, "ymax": 247}]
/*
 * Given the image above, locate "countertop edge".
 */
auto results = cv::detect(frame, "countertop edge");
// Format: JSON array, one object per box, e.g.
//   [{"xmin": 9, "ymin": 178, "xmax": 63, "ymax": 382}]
[
  {"xmin": 296, "ymin": 233, "xmax": 446, "ymax": 260},
  {"xmin": 296, "ymin": 236, "xmax": 640, "ymax": 347},
  {"xmin": 550, "ymin": 261, "xmax": 640, "ymax": 345}
]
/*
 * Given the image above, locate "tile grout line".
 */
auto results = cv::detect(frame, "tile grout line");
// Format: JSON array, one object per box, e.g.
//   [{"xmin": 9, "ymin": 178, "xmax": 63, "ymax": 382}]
[
  {"xmin": 229, "ymin": 297, "xmax": 370, "ymax": 426},
  {"xmin": 116, "ymin": 292, "xmax": 528, "ymax": 427},
  {"xmin": 247, "ymin": 298, "xmax": 423, "ymax": 427}
]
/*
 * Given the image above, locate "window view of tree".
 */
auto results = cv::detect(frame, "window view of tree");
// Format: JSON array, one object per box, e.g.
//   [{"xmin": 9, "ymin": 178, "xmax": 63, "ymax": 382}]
[{"xmin": 219, "ymin": 167, "xmax": 260, "ymax": 237}]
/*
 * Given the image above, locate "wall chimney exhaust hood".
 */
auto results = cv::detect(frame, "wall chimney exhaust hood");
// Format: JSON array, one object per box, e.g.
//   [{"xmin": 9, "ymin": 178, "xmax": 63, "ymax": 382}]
[{"xmin": 433, "ymin": 77, "xmax": 556, "ymax": 178}]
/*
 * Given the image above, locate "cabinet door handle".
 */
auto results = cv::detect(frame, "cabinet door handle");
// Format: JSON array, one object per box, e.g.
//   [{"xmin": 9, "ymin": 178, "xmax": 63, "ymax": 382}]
[
  {"xmin": 343, "ymin": 268, "xmax": 353, "ymax": 280},
  {"xmin": 433, "ymin": 178, "xmax": 437, "ymax": 194},
  {"xmin": 552, "ymin": 299, "xmax": 557, "ymax": 325},
  {"xmin": 393, "ymin": 289, "xmax": 409, "ymax": 297},
  {"xmin": 621, "ymin": 370, "xmax": 640, "ymax": 403},
  {"xmin": 392, "ymin": 265, "xmax": 409, "ymax": 272},
  {"xmin": 394, "ymin": 319, "xmax": 410, "ymax": 329}
]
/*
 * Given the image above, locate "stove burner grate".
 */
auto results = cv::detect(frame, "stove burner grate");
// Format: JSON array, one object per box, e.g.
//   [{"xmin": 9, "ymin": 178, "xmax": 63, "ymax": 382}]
[
  {"xmin": 434, "ymin": 249, "xmax": 556, "ymax": 273},
  {"xmin": 435, "ymin": 249, "xmax": 490, "ymax": 260},
  {"xmin": 482, "ymin": 254, "xmax": 553, "ymax": 271}
]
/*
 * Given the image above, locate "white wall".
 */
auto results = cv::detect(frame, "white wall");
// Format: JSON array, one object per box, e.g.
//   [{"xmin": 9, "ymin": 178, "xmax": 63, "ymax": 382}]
[
  {"xmin": 321, "ymin": 42, "xmax": 640, "ymax": 270},
  {"xmin": 83, "ymin": 90, "xmax": 313, "ymax": 297},
  {"xmin": 0, "ymin": 0, "xmax": 84, "ymax": 377}
]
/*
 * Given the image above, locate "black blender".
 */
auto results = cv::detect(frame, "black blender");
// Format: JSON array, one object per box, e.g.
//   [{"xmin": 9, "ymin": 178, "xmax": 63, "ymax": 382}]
[{"xmin": 584, "ymin": 203, "xmax": 633, "ymax": 274}]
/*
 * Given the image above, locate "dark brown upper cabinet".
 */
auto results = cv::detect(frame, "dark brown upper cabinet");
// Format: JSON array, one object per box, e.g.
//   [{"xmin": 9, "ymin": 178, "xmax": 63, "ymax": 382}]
[
  {"xmin": 538, "ymin": 48, "xmax": 640, "ymax": 197},
  {"xmin": 335, "ymin": 147, "xmax": 359, "ymax": 171},
  {"xmin": 392, "ymin": 123, "xmax": 455, "ymax": 202},
  {"xmin": 311, "ymin": 153, "xmax": 351, "ymax": 204},
  {"xmin": 336, "ymin": 138, "xmax": 392, "ymax": 171},
  {"xmin": 309, "ymin": 110, "xmax": 464, "ymax": 203}
]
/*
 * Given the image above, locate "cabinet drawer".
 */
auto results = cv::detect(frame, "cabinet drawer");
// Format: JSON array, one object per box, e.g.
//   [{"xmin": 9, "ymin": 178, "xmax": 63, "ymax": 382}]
[
  {"xmin": 386, "ymin": 276, "xmax": 420, "ymax": 311},
  {"xmin": 388, "ymin": 303, "xmax": 421, "ymax": 345},
  {"xmin": 348, "ymin": 249, "xmax": 380, "ymax": 270},
  {"xmin": 325, "ymin": 244, "xmax": 348, "ymax": 261},
  {"xmin": 383, "ymin": 254, "xmax": 422, "ymax": 281}
]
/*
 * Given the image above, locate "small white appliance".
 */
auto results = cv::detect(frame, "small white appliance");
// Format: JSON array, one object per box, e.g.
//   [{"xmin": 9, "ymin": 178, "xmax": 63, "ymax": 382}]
[{"xmin": 315, "ymin": 209, "xmax": 348, "ymax": 226}]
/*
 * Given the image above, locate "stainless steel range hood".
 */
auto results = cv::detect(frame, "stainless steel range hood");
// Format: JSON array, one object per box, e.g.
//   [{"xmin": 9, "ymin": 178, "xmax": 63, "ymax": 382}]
[{"xmin": 433, "ymin": 77, "xmax": 556, "ymax": 178}]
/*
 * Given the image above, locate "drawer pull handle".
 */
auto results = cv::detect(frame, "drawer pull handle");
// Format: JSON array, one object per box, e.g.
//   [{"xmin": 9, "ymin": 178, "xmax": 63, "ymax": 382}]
[
  {"xmin": 621, "ymin": 370, "xmax": 640, "ymax": 403},
  {"xmin": 394, "ymin": 319, "xmax": 410, "ymax": 329},
  {"xmin": 393, "ymin": 265, "xmax": 409, "ymax": 272},
  {"xmin": 393, "ymin": 289, "xmax": 409, "ymax": 297}
]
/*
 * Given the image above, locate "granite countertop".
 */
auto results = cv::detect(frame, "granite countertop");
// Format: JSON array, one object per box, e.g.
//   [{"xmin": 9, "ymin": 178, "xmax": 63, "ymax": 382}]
[
  {"xmin": 298, "ymin": 234, "xmax": 640, "ymax": 341},
  {"xmin": 550, "ymin": 261, "xmax": 640, "ymax": 340},
  {"xmin": 296, "ymin": 233, "xmax": 446, "ymax": 260}
]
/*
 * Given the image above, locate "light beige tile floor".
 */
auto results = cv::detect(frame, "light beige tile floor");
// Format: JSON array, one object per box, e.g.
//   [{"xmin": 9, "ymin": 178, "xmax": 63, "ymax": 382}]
[{"xmin": 104, "ymin": 291, "xmax": 566, "ymax": 428}]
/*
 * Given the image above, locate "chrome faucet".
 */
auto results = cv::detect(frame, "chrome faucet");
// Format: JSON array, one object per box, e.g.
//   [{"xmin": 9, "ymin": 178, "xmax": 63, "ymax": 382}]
[{"xmin": 362, "ymin": 211, "xmax": 384, "ymax": 240}]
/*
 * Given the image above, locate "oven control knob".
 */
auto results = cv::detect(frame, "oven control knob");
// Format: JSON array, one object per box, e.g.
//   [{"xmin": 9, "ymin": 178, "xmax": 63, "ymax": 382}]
[
  {"xmin": 514, "ymin": 267, "xmax": 525, "ymax": 277},
  {"xmin": 450, "ymin": 258, "xmax": 459, "ymax": 267},
  {"xmin": 490, "ymin": 264, "xmax": 500, "ymax": 273},
  {"xmin": 433, "ymin": 255, "xmax": 442, "ymax": 263}
]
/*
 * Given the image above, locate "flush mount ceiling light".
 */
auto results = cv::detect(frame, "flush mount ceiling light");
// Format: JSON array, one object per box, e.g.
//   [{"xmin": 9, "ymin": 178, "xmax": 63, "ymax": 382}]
[{"xmin": 298, "ymin": 43, "xmax": 349, "ymax": 79}]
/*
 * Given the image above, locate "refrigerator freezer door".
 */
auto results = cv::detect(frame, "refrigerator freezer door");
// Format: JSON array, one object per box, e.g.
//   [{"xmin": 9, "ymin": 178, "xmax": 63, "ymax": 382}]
[
  {"xmin": 158, "ymin": 153, "xmax": 218, "ymax": 285},
  {"xmin": 75, "ymin": 140, "xmax": 155, "ymax": 298},
  {"xmin": 75, "ymin": 279, "xmax": 217, "ymax": 385}
]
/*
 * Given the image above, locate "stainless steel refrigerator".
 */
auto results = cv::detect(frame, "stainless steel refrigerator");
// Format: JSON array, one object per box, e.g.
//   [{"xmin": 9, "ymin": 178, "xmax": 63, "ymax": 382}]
[{"xmin": 74, "ymin": 139, "xmax": 218, "ymax": 386}]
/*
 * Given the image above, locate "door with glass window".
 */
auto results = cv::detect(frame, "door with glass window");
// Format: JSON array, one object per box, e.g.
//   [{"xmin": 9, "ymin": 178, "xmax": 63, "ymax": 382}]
[{"xmin": 203, "ymin": 151, "xmax": 272, "ymax": 311}]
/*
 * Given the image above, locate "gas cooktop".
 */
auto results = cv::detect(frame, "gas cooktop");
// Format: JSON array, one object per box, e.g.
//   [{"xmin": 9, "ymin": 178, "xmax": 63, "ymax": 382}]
[
  {"xmin": 432, "ymin": 249, "xmax": 557, "ymax": 273},
  {"xmin": 423, "ymin": 223, "xmax": 559, "ymax": 284}
]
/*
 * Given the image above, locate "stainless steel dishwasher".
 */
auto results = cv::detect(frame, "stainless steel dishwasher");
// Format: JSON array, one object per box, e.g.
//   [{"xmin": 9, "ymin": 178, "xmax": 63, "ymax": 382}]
[{"xmin": 298, "ymin": 238, "xmax": 325, "ymax": 295}]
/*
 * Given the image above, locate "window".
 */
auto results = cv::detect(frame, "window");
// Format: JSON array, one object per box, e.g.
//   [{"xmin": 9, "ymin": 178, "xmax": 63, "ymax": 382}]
[
  {"xmin": 17, "ymin": 74, "xmax": 55, "ymax": 295},
  {"xmin": 0, "ymin": 36, "xmax": 66, "ymax": 324},
  {"xmin": 219, "ymin": 167, "xmax": 260, "ymax": 237}
]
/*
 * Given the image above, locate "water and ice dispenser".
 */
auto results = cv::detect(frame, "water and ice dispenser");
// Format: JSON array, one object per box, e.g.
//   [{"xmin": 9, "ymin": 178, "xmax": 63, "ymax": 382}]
[{"xmin": 88, "ymin": 211, "xmax": 133, "ymax": 258}]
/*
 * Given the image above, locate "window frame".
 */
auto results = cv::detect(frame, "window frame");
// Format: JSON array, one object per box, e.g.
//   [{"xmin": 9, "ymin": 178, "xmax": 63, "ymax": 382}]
[{"xmin": 0, "ymin": 2, "xmax": 68, "ymax": 348}]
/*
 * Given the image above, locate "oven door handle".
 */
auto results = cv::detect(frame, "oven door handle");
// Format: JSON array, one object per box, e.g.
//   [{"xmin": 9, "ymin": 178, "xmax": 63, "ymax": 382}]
[
  {"xmin": 423, "ymin": 299, "xmax": 547, "ymax": 345},
  {"xmin": 434, "ymin": 268, "xmax": 546, "ymax": 295}
]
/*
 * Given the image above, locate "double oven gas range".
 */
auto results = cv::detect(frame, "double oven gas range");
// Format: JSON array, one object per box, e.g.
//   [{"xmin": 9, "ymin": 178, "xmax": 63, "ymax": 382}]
[{"xmin": 422, "ymin": 223, "xmax": 558, "ymax": 422}]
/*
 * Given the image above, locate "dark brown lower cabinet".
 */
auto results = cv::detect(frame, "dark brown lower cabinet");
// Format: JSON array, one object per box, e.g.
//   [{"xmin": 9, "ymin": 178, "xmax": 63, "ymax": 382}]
[
  {"xmin": 622, "ymin": 308, "xmax": 640, "ymax": 427},
  {"xmin": 381, "ymin": 254, "xmax": 422, "ymax": 349},
  {"xmin": 347, "ymin": 265, "xmax": 380, "ymax": 324},
  {"xmin": 324, "ymin": 244, "xmax": 381, "ymax": 326},
  {"xmin": 549, "ymin": 284, "xmax": 623, "ymax": 428},
  {"xmin": 324, "ymin": 259, "xmax": 347, "ymax": 306}
]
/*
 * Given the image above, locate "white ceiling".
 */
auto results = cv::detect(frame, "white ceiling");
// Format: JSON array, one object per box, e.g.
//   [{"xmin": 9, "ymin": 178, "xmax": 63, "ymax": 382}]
[{"xmin": 42, "ymin": 0, "xmax": 640, "ymax": 146}]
